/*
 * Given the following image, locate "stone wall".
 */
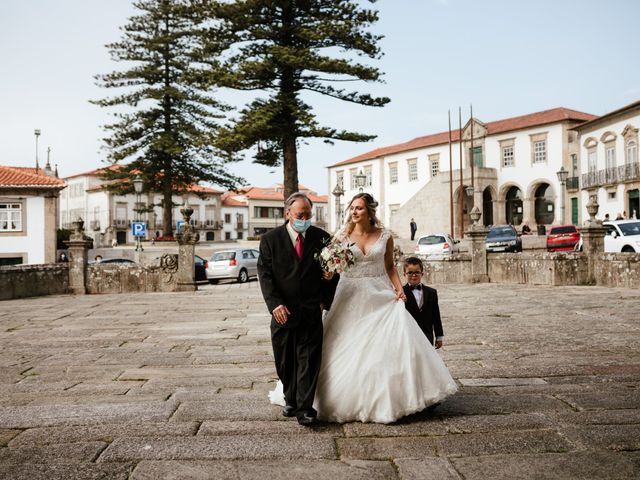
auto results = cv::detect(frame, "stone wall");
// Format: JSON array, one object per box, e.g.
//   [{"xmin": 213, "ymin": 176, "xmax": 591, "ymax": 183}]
[
  {"xmin": 419, "ymin": 251, "xmax": 638, "ymax": 287},
  {"xmin": 0, "ymin": 264, "xmax": 69, "ymax": 301},
  {"xmin": 85, "ymin": 255, "xmax": 179, "ymax": 294}
]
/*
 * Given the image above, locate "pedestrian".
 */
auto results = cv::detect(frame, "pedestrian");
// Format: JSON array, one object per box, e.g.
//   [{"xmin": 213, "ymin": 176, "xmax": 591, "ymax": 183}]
[
  {"xmin": 521, "ymin": 223, "xmax": 531, "ymax": 235},
  {"xmin": 410, "ymin": 218, "xmax": 418, "ymax": 241},
  {"xmin": 604, "ymin": 213, "xmax": 610, "ymax": 222},
  {"xmin": 111, "ymin": 238, "xmax": 118, "ymax": 248},
  {"xmin": 257, "ymin": 192, "xmax": 338, "ymax": 426},
  {"xmin": 94, "ymin": 255, "xmax": 103, "ymax": 263},
  {"xmin": 616, "ymin": 212, "xmax": 624, "ymax": 220},
  {"xmin": 623, "ymin": 211, "xmax": 628, "ymax": 219}
]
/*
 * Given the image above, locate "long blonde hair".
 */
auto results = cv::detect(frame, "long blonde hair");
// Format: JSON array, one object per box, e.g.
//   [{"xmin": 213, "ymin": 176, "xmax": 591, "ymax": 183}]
[{"xmin": 345, "ymin": 192, "xmax": 382, "ymax": 234}]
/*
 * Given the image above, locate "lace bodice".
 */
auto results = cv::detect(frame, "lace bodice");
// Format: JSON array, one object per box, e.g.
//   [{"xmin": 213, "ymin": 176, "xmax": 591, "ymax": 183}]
[{"xmin": 341, "ymin": 229, "xmax": 391, "ymax": 278}]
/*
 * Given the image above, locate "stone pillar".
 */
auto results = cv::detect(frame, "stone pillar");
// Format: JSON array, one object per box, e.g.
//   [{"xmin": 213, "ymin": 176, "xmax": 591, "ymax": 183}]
[
  {"xmin": 579, "ymin": 197, "xmax": 606, "ymax": 285},
  {"xmin": 522, "ymin": 196, "xmax": 534, "ymax": 228},
  {"xmin": 494, "ymin": 200, "xmax": 506, "ymax": 224},
  {"xmin": 64, "ymin": 218, "xmax": 93, "ymax": 295},
  {"xmin": 465, "ymin": 206, "xmax": 489, "ymax": 283},
  {"xmin": 176, "ymin": 204, "xmax": 199, "ymax": 292}
]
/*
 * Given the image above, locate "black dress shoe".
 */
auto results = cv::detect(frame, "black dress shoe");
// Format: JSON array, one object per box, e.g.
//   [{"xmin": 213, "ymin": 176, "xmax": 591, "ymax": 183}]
[
  {"xmin": 282, "ymin": 404, "xmax": 297, "ymax": 417},
  {"xmin": 297, "ymin": 413, "xmax": 319, "ymax": 426}
]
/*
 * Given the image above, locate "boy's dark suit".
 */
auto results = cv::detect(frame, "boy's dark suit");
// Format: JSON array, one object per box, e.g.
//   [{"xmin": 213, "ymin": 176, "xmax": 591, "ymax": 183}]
[
  {"xmin": 257, "ymin": 223, "xmax": 338, "ymax": 419},
  {"xmin": 403, "ymin": 283, "xmax": 443, "ymax": 345}
]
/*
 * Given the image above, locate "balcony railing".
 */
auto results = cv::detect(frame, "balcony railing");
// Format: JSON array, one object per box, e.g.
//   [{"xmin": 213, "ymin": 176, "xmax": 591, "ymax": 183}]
[
  {"xmin": 581, "ymin": 162, "xmax": 640, "ymax": 188},
  {"xmin": 565, "ymin": 177, "xmax": 579, "ymax": 191},
  {"xmin": 113, "ymin": 218, "xmax": 127, "ymax": 228}
]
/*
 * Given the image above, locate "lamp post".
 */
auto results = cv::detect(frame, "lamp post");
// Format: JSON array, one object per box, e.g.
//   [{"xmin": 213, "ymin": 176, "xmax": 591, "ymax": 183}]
[
  {"xmin": 354, "ymin": 169, "xmax": 367, "ymax": 193},
  {"xmin": 34, "ymin": 129, "xmax": 41, "ymax": 171},
  {"xmin": 332, "ymin": 181, "xmax": 345, "ymax": 229},
  {"xmin": 133, "ymin": 175, "xmax": 144, "ymax": 252},
  {"xmin": 556, "ymin": 166, "xmax": 569, "ymax": 224}
]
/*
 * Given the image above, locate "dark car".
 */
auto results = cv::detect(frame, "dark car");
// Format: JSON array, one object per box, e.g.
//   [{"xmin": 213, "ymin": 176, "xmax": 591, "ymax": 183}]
[
  {"xmin": 547, "ymin": 224, "xmax": 581, "ymax": 252},
  {"xmin": 486, "ymin": 225, "xmax": 522, "ymax": 252},
  {"xmin": 194, "ymin": 255, "xmax": 208, "ymax": 282}
]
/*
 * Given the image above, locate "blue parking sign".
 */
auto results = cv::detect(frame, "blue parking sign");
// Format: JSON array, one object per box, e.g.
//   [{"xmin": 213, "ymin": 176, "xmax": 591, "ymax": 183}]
[{"xmin": 132, "ymin": 222, "xmax": 146, "ymax": 237}]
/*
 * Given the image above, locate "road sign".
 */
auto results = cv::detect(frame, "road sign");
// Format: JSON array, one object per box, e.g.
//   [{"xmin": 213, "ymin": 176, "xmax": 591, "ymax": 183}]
[{"xmin": 131, "ymin": 222, "xmax": 146, "ymax": 237}]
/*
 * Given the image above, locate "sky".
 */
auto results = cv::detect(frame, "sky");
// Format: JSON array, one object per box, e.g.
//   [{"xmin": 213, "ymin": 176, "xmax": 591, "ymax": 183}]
[{"xmin": 1, "ymin": 0, "xmax": 639, "ymax": 195}]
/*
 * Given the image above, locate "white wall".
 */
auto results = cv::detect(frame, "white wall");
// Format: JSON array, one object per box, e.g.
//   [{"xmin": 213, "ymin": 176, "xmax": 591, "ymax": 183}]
[{"xmin": 1, "ymin": 196, "xmax": 46, "ymax": 264}]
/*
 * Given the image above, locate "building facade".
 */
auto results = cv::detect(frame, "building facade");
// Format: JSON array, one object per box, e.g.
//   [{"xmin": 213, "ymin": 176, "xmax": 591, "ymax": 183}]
[
  {"xmin": 327, "ymin": 108, "xmax": 597, "ymax": 238},
  {"xmin": 59, "ymin": 168, "xmax": 223, "ymax": 246},
  {"xmin": 220, "ymin": 193, "xmax": 249, "ymax": 241},
  {"xmin": 572, "ymin": 100, "xmax": 640, "ymax": 221},
  {"xmin": 225, "ymin": 184, "xmax": 328, "ymax": 237},
  {"xmin": 0, "ymin": 166, "xmax": 65, "ymax": 265}
]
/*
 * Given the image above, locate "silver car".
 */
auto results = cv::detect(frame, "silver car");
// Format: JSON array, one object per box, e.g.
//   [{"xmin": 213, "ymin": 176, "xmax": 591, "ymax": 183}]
[
  {"xmin": 414, "ymin": 233, "xmax": 459, "ymax": 259},
  {"xmin": 206, "ymin": 248, "xmax": 259, "ymax": 284}
]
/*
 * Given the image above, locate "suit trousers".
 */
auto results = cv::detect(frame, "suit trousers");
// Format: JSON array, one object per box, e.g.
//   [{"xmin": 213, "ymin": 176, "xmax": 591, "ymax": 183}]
[{"xmin": 271, "ymin": 320, "xmax": 323, "ymax": 417}]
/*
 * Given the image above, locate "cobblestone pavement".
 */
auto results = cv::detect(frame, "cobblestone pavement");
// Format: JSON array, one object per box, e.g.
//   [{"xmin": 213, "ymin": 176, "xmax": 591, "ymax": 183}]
[{"xmin": 1, "ymin": 282, "xmax": 639, "ymax": 479}]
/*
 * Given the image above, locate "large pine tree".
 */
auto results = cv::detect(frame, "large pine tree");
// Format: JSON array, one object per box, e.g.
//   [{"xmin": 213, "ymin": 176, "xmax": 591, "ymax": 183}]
[
  {"xmin": 93, "ymin": 0, "xmax": 241, "ymax": 236},
  {"xmin": 213, "ymin": 0, "xmax": 390, "ymax": 199}
]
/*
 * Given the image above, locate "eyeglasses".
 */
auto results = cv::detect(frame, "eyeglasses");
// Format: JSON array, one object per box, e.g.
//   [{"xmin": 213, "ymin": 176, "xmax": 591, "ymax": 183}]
[{"xmin": 405, "ymin": 272, "xmax": 423, "ymax": 276}]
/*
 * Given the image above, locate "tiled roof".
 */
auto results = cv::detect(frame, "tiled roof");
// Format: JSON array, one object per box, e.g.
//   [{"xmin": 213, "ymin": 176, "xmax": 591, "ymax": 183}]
[
  {"xmin": 240, "ymin": 187, "xmax": 327, "ymax": 203},
  {"xmin": 87, "ymin": 181, "xmax": 222, "ymax": 194},
  {"xmin": 571, "ymin": 99, "xmax": 640, "ymax": 131},
  {"xmin": 332, "ymin": 107, "xmax": 597, "ymax": 167},
  {"xmin": 63, "ymin": 165, "xmax": 121, "ymax": 180},
  {"xmin": 222, "ymin": 195, "xmax": 248, "ymax": 207},
  {"xmin": 0, "ymin": 166, "xmax": 66, "ymax": 188}
]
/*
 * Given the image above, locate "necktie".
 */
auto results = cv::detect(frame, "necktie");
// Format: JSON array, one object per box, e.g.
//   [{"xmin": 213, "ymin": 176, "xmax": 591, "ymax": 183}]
[
  {"xmin": 295, "ymin": 233, "xmax": 304, "ymax": 259},
  {"xmin": 410, "ymin": 284, "xmax": 422, "ymax": 291}
]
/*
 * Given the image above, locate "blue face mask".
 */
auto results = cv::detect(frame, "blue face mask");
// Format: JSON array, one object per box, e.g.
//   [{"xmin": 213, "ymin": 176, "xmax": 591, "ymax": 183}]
[{"xmin": 292, "ymin": 219, "xmax": 312, "ymax": 233}]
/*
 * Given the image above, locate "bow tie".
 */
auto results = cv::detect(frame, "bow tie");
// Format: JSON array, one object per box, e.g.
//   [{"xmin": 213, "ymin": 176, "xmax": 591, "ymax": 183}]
[{"xmin": 410, "ymin": 284, "xmax": 422, "ymax": 291}]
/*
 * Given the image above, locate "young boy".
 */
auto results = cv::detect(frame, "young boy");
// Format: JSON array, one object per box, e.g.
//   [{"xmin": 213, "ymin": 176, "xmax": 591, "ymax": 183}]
[{"xmin": 402, "ymin": 256, "xmax": 444, "ymax": 349}]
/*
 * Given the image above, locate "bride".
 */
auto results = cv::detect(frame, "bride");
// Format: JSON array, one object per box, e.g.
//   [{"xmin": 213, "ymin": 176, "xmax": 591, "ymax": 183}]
[{"xmin": 271, "ymin": 192, "xmax": 457, "ymax": 423}]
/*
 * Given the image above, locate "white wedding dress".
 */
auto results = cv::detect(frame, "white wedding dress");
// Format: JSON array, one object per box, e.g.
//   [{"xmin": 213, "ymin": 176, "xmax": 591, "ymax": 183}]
[{"xmin": 269, "ymin": 229, "xmax": 457, "ymax": 423}]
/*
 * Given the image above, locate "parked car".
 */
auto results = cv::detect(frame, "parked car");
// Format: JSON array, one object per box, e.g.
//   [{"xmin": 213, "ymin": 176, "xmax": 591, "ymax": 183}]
[
  {"xmin": 206, "ymin": 248, "xmax": 259, "ymax": 284},
  {"xmin": 546, "ymin": 224, "xmax": 581, "ymax": 252},
  {"xmin": 194, "ymin": 254, "xmax": 208, "ymax": 282},
  {"xmin": 603, "ymin": 220, "xmax": 640, "ymax": 252},
  {"xmin": 414, "ymin": 233, "xmax": 459, "ymax": 258},
  {"xmin": 89, "ymin": 257, "xmax": 136, "ymax": 265},
  {"xmin": 486, "ymin": 225, "xmax": 522, "ymax": 252}
]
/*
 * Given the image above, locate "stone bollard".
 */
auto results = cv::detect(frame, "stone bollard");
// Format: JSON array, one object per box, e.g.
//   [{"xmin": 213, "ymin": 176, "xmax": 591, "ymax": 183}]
[
  {"xmin": 175, "ymin": 204, "xmax": 199, "ymax": 292},
  {"xmin": 578, "ymin": 197, "xmax": 606, "ymax": 285},
  {"xmin": 64, "ymin": 218, "xmax": 93, "ymax": 294},
  {"xmin": 465, "ymin": 206, "xmax": 489, "ymax": 283}
]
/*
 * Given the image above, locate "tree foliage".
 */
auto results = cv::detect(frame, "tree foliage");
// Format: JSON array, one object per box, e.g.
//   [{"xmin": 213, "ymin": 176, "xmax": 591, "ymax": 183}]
[
  {"xmin": 213, "ymin": 0, "xmax": 390, "ymax": 199},
  {"xmin": 93, "ymin": 0, "xmax": 242, "ymax": 236}
]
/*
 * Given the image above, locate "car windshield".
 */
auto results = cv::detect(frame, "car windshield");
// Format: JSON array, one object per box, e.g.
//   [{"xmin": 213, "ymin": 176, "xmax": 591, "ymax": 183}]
[
  {"xmin": 619, "ymin": 221, "xmax": 640, "ymax": 236},
  {"xmin": 213, "ymin": 251, "xmax": 236, "ymax": 261},
  {"xmin": 418, "ymin": 236, "xmax": 445, "ymax": 245},
  {"xmin": 550, "ymin": 226, "xmax": 577, "ymax": 235},
  {"xmin": 487, "ymin": 227, "xmax": 514, "ymax": 238}
]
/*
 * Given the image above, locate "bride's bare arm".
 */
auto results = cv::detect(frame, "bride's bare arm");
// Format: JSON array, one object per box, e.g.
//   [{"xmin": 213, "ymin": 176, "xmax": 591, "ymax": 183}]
[{"xmin": 384, "ymin": 236, "xmax": 406, "ymax": 302}]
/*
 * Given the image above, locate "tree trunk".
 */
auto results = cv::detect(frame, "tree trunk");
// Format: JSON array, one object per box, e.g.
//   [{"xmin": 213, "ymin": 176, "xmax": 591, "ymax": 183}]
[
  {"xmin": 282, "ymin": 135, "xmax": 298, "ymax": 200},
  {"xmin": 163, "ymin": 183, "xmax": 173, "ymax": 237}
]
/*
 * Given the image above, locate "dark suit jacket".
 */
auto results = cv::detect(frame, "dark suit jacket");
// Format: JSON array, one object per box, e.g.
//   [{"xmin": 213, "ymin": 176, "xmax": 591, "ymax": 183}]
[
  {"xmin": 257, "ymin": 223, "xmax": 338, "ymax": 329},
  {"xmin": 403, "ymin": 283, "xmax": 443, "ymax": 344}
]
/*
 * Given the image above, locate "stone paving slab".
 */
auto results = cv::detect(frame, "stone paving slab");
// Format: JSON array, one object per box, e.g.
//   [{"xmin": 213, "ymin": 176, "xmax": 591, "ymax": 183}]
[
  {"xmin": 130, "ymin": 459, "xmax": 396, "ymax": 480},
  {"xmin": 1, "ymin": 283, "xmax": 639, "ymax": 479},
  {"xmin": 97, "ymin": 434, "xmax": 337, "ymax": 462},
  {"xmin": 450, "ymin": 451, "xmax": 640, "ymax": 480}
]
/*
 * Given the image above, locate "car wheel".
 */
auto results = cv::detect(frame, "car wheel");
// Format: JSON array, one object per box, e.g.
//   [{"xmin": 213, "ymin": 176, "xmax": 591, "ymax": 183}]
[
  {"xmin": 208, "ymin": 279, "xmax": 219, "ymax": 285},
  {"xmin": 622, "ymin": 246, "xmax": 635, "ymax": 253},
  {"xmin": 238, "ymin": 269, "xmax": 248, "ymax": 283}
]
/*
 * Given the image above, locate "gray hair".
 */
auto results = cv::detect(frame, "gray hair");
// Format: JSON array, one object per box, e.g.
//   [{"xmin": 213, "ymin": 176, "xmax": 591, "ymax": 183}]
[{"xmin": 284, "ymin": 192, "xmax": 313, "ymax": 211}]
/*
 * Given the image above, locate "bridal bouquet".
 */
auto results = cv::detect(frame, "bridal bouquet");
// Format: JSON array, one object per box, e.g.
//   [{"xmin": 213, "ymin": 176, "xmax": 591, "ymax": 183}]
[{"xmin": 315, "ymin": 238, "xmax": 356, "ymax": 274}]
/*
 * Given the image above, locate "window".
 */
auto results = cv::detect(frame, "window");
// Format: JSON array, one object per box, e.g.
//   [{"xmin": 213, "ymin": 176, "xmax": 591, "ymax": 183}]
[
  {"xmin": 315, "ymin": 206, "xmax": 324, "ymax": 222},
  {"xmin": 0, "ymin": 203, "xmax": 22, "ymax": 231},
  {"xmin": 627, "ymin": 139, "xmax": 638, "ymax": 164},
  {"xmin": 336, "ymin": 171, "xmax": 344, "ymax": 189},
  {"xmin": 571, "ymin": 154, "xmax": 578, "ymax": 176},
  {"xmin": 254, "ymin": 206, "xmax": 284, "ymax": 218},
  {"xmin": 605, "ymin": 145, "xmax": 616, "ymax": 169},
  {"xmin": 389, "ymin": 163, "xmax": 398, "ymax": 184},
  {"xmin": 429, "ymin": 154, "xmax": 439, "ymax": 177},
  {"xmin": 225, "ymin": 213, "xmax": 231, "ymax": 223},
  {"xmin": 472, "ymin": 146, "xmax": 483, "ymax": 167},
  {"xmin": 237, "ymin": 231, "xmax": 243, "ymax": 239},
  {"xmin": 502, "ymin": 146, "xmax": 514, "ymax": 167},
  {"xmin": 349, "ymin": 168, "xmax": 358, "ymax": 189},
  {"xmin": 533, "ymin": 140, "xmax": 546, "ymax": 163},
  {"xmin": 608, "ymin": 191, "xmax": 616, "ymax": 200},
  {"xmin": 407, "ymin": 159, "xmax": 418, "ymax": 182},
  {"xmin": 364, "ymin": 165, "xmax": 372, "ymax": 187},
  {"xmin": 225, "ymin": 232, "xmax": 231, "ymax": 240},
  {"xmin": 588, "ymin": 148, "xmax": 597, "ymax": 172}
]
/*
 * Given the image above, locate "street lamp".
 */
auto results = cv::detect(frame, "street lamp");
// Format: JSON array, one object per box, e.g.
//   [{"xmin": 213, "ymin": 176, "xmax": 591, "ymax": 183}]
[
  {"xmin": 354, "ymin": 169, "xmax": 367, "ymax": 193},
  {"xmin": 133, "ymin": 175, "xmax": 144, "ymax": 252},
  {"xmin": 556, "ymin": 166, "xmax": 569, "ymax": 224},
  {"xmin": 332, "ymin": 180, "xmax": 345, "ymax": 228}
]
